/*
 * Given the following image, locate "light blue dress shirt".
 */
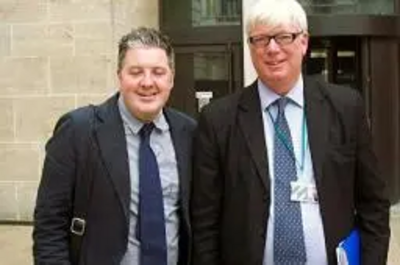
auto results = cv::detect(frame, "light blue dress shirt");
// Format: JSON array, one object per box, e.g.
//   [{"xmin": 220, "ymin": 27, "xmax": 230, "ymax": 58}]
[
  {"xmin": 118, "ymin": 96, "xmax": 180, "ymax": 265},
  {"xmin": 258, "ymin": 77, "xmax": 328, "ymax": 265}
]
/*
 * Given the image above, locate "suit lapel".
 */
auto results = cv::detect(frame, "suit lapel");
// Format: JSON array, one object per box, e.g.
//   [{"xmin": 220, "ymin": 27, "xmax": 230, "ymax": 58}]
[
  {"xmin": 236, "ymin": 78, "xmax": 330, "ymax": 192},
  {"xmin": 93, "ymin": 94, "xmax": 130, "ymax": 219},
  {"xmin": 164, "ymin": 109, "xmax": 191, "ymax": 224},
  {"xmin": 304, "ymin": 77, "xmax": 330, "ymax": 182},
  {"xmin": 238, "ymin": 83, "xmax": 269, "ymax": 192}
]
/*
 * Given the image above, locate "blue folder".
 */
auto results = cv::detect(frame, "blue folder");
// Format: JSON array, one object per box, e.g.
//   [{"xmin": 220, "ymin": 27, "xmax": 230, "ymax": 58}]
[{"xmin": 336, "ymin": 229, "xmax": 360, "ymax": 265}]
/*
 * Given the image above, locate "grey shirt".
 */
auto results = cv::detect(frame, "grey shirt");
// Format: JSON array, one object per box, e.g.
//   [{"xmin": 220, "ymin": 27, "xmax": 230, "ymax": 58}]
[{"xmin": 119, "ymin": 97, "xmax": 180, "ymax": 265}]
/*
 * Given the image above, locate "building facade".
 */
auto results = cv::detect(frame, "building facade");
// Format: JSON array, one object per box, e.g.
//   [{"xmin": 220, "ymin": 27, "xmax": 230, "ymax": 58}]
[
  {"xmin": 0, "ymin": 0, "xmax": 158, "ymax": 222},
  {"xmin": 0, "ymin": 0, "xmax": 399, "ymax": 221}
]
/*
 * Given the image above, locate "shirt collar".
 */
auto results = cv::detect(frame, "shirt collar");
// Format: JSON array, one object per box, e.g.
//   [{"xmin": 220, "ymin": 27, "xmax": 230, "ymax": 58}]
[
  {"xmin": 117, "ymin": 95, "xmax": 169, "ymax": 134},
  {"xmin": 257, "ymin": 75, "xmax": 304, "ymax": 110}
]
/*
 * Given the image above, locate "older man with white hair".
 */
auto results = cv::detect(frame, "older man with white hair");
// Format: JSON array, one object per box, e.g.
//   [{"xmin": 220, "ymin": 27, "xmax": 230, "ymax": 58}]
[{"xmin": 191, "ymin": 0, "xmax": 390, "ymax": 264}]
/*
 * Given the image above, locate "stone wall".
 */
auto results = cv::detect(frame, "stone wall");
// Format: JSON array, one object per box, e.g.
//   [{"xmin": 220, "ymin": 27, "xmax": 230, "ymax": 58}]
[{"xmin": 0, "ymin": 0, "xmax": 158, "ymax": 221}]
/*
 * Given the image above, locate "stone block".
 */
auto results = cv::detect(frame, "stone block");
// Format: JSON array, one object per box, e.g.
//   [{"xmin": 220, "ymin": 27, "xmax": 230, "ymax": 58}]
[
  {"xmin": 0, "ymin": 57, "xmax": 47, "ymax": 95},
  {"xmin": 17, "ymin": 182, "xmax": 38, "ymax": 221},
  {"xmin": 12, "ymin": 23, "xmax": 73, "ymax": 57},
  {"xmin": 0, "ymin": 182, "xmax": 18, "ymax": 220},
  {"xmin": 0, "ymin": 226, "xmax": 33, "ymax": 263},
  {"xmin": 49, "ymin": 0, "xmax": 110, "ymax": 22},
  {"xmin": 0, "ymin": 143, "xmax": 40, "ymax": 181},
  {"xmin": 390, "ymin": 217, "xmax": 400, "ymax": 261},
  {"xmin": 111, "ymin": 1, "xmax": 139, "ymax": 26},
  {"xmin": 14, "ymin": 96, "xmax": 75, "ymax": 141},
  {"xmin": 74, "ymin": 22, "xmax": 113, "ymax": 55},
  {"xmin": 50, "ymin": 55, "xmax": 113, "ymax": 94},
  {"xmin": 111, "ymin": 0, "xmax": 158, "ymax": 27},
  {"xmin": 0, "ymin": 24, "xmax": 11, "ymax": 57},
  {"xmin": 109, "ymin": 73, "xmax": 118, "ymax": 90},
  {"xmin": 392, "ymin": 203, "xmax": 400, "ymax": 217},
  {"xmin": 131, "ymin": 0, "xmax": 159, "ymax": 27},
  {"xmin": 76, "ymin": 93, "xmax": 113, "ymax": 107},
  {"xmin": 108, "ymin": 57, "xmax": 118, "ymax": 88},
  {"xmin": 0, "ymin": 98, "xmax": 14, "ymax": 141},
  {"xmin": 0, "ymin": 0, "xmax": 47, "ymax": 23},
  {"xmin": 111, "ymin": 23, "xmax": 131, "ymax": 45}
]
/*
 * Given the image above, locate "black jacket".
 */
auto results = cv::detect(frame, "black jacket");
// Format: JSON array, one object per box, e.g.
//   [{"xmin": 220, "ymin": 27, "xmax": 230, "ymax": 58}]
[{"xmin": 33, "ymin": 94, "xmax": 196, "ymax": 265}]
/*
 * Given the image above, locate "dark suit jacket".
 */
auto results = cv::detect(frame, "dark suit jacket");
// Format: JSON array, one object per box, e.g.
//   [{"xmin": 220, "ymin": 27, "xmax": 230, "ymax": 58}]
[
  {"xmin": 191, "ymin": 76, "xmax": 390, "ymax": 265},
  {"xmin": 33, "ymin": 94, "xmax": 196, "ymax": 265}
]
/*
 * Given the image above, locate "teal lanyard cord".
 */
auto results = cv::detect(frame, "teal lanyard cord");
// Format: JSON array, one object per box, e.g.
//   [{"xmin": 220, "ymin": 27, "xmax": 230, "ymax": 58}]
[{"xmin": 267, "ymin": 107, "xmax": 307, "ymax": 172}]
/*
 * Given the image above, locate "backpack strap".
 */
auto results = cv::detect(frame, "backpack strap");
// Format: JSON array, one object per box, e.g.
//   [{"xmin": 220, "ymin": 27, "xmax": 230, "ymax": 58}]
[{"xmin": 68, "ymin": 105, "xmax": 97, "ymax": 264}]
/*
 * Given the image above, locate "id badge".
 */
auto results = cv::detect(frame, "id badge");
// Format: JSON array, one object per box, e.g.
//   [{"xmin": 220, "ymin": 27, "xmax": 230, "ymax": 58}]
[{"xmin": 290, "ymin": 181, "xmax": 318, "ymax": 203}]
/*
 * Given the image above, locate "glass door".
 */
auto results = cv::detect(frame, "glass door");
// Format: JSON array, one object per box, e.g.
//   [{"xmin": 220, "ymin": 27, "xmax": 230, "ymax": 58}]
[
  {"xmin": 169, "ymin": 44, "xmax": 242, "ymax": 117},
  {"xmin": 305, "ymin": 37, "xmax": 361, "ymax": 90},
  {"xmin": 162, "ymin": 0, "xmax": 241, "ymax": 29}
]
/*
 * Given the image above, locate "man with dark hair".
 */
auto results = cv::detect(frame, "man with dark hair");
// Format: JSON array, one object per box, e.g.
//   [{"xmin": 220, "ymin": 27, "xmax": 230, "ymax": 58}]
[{"xmin": 33, "ymin": 27, "xmax": 196, "ymax": 265}]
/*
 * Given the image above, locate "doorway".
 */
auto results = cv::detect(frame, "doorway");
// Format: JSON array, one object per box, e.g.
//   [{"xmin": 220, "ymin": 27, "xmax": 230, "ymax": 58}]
[
  {"xmin": 305, "ymin": 37, "xmax": 361, "ymax": 91},
  {"xmin": 170, "ymin": 43, "xmax": 243, "ymax": 117}
]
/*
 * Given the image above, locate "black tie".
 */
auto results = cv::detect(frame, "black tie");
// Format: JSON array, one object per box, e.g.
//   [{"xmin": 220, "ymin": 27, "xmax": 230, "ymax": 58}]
[{"xmin": 137, "ymin": 123, "xmax": 168, "ymax": 265}]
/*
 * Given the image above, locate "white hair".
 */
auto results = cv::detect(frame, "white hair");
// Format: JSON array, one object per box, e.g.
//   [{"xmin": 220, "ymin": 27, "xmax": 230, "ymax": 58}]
[{"xmin": 245, "ymin": 0, "xmax": 308, "ymax": 35}]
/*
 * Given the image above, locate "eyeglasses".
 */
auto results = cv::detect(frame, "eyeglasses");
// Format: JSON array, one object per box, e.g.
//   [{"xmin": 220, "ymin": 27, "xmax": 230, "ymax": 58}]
[{"xmin": 248, "ymin": 32, "xmax": 304, "ymax": 48}]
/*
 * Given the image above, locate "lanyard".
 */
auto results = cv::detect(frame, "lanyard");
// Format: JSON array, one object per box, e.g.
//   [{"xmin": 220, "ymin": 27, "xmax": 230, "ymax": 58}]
[{"xmin": 267, "ymin": 107, "xmax": 307, "ymax": 172}]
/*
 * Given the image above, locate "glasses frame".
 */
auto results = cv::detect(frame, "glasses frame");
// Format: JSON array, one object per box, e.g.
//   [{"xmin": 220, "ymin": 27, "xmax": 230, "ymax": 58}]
[{"xmin": 248, "ymin": 31, "xmax": 304, "ymax": 48}]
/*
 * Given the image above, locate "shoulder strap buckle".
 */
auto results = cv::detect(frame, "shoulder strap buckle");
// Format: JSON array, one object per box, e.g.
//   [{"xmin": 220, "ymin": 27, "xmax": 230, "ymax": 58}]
[{"xmin": 70, "ymin": 217, "xmax": 86, "ymax": 236}]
